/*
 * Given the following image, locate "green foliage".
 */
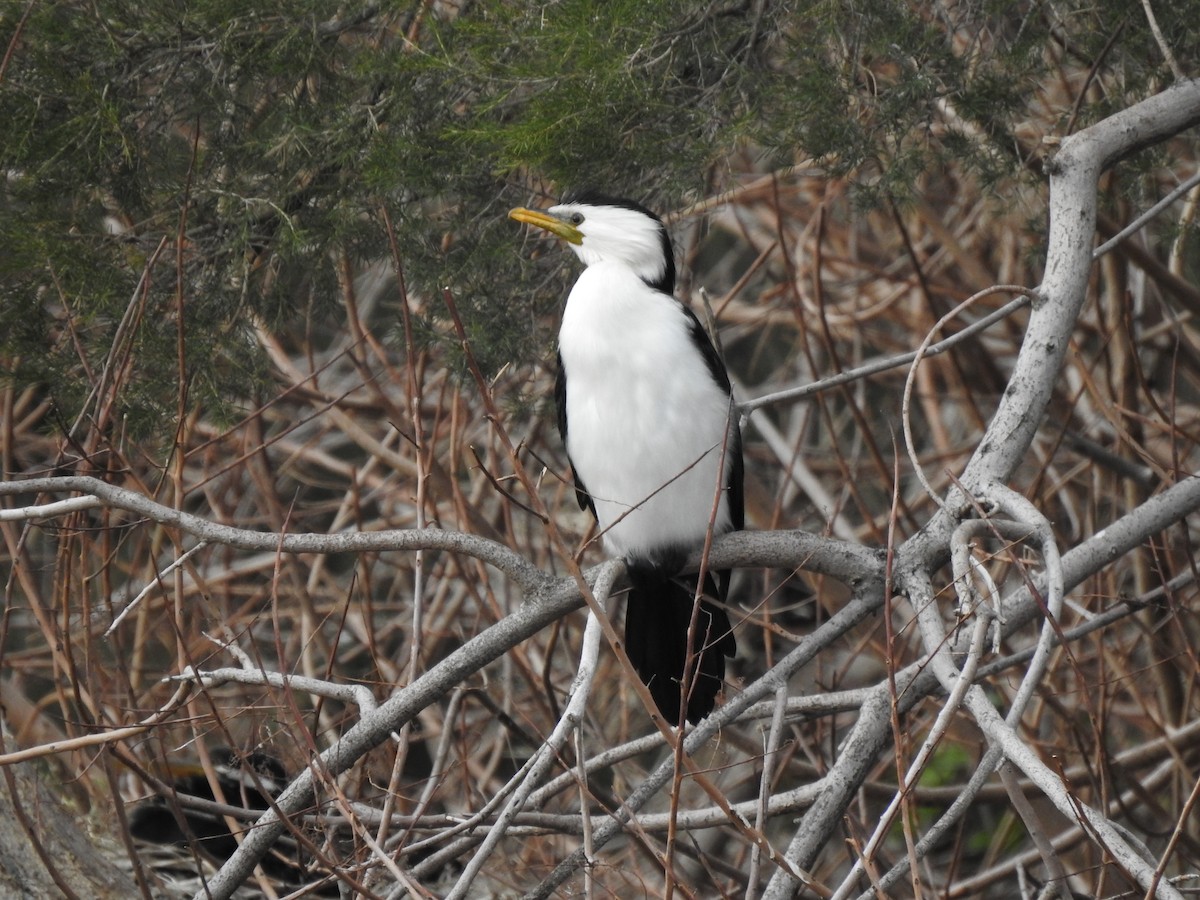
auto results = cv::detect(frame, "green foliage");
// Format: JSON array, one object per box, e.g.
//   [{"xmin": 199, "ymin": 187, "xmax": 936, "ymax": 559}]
[
  {"xmin": 435, "ymin": 0, "xmax": 769, "ymax": 189},
  {"xmin": 917, "ymin": 741, "xmax": 972, "ymax": 788},
  {"xmin": 2, "ymin": 0, "xmax": 1198, "ymax": 443}
]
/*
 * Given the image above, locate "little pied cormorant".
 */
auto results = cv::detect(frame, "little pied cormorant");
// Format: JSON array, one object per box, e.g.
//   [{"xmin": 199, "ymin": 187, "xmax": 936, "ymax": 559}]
[{"xmin": 510, "ymin": 191, "xmax": 742, "ymax": 724}]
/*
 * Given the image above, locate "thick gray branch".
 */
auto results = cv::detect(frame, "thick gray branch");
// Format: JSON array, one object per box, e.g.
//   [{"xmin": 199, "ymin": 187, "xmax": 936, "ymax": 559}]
[
  {"xmin": 756, "ymin": 80, "xmax": 1200, "ymax": 899},
  {"xmin": 959, "ymin": 77, "xmax": 1200, "ymax": 497},
  {"xmin": 0, "ymin": 475, "xmax": 553, "ymax": 594}
]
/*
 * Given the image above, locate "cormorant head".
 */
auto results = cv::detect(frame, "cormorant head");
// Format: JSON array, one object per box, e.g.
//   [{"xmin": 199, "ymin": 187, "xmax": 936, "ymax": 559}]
[{"xmin": 510, "ymin": 190, "xmax": 676, "ymax": 294}]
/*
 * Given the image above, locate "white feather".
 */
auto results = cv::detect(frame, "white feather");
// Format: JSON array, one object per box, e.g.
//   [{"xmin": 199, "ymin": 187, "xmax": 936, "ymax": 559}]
[
  {"xmin": 558, "ymin": 260, "xmax": 735, "ymax": 563},
  {"xmin": 550, "ymin": 201, "xmax": 669, "ymax": 286}
]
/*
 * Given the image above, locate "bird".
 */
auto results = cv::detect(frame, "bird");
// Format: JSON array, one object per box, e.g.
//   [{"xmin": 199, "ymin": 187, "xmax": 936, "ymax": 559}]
[
  {"xmin": 510, "ymin": 190, "xmax": 742, "ymax": 723},
  {"xmin": 127, "ymin": 748, "xmax": 322, "ymax": 887}
]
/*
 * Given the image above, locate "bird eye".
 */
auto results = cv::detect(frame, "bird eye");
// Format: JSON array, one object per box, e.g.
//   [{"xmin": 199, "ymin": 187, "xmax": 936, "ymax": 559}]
[{"xmin": 568, "ymin": 212, "xmax": 584, "ymax": 225}]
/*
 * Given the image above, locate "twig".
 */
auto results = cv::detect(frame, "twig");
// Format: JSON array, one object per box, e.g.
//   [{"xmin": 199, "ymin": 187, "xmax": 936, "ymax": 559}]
[
  {"xmin": 997, "ymin": 760, "xmax": 1072, "ymax": 900},
  {"xmin": 901, "ymin": 286, "xmax": 1039, "ymax": 510},
  {"xmin": 445, "ymin": 561, "xmax": 620, "ymax": 899},
  {"xmin": 106, "ymin": 541, "xmax": 209, "ymax": 635},
  {"xmin": 0, "ymin": 495, "xmax": 103, "ymax": 521},
  {"xmin": 0, "ymin": 475, "xmax": 551, "ymax": 594},
  {"xmin": 741, "ymin": 292, "xmax": 1032, "ymax": 415},
  {"xmin": 172, "ymin": 662, "xmax": 378, "ymax": 715},
  {"xmin": 1138, "ymin": 0, "xmax": 1184, "ymax": 80},
  {"xmin": 1093, "ymin": 169, "xmax": 1200, "ymax": 259},
  {"xmin": 526, "ymin": 580, "xmax": 888, "ymax": 900},
  {"xmin": 905, "ymin": 569, "xmax": 1185, "ymax": 900},
  {"xmin": 0, "ymin": 682, "xmax": 192, "ymax": 766},
  {"xmin": 830, "ymin": 609, "xmax": 993, "ymax": 900},
  {"xmin": 747, "ymin": 686, "xmax": 789, "ymax": 900},
  {"xmin": 974, "ymin": 484, "xmax": 1065, "ymax": 726}
]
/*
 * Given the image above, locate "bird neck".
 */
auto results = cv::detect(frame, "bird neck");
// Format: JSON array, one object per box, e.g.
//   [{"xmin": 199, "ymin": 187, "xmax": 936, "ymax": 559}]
[{"xmin": 570, "ymin": 246, "xmax": 674, "ymax": 295}]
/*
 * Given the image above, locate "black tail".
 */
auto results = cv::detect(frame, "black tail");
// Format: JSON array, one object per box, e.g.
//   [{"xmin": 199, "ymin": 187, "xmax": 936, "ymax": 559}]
[{"xmin": 623, "ymin": 571, "xmax": 736, "ymax": 724}]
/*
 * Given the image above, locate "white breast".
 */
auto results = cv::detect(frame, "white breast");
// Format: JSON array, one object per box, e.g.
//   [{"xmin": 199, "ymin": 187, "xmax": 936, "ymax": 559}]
[{"xmin": 558, "ymin": 262, "xmax": 735, "ymax": 564}]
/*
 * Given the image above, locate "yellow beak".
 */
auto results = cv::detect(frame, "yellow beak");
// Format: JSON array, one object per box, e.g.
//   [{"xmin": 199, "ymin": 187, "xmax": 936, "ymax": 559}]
[{"xmin": 508, "ymin": 207, "xmax": 583, "ymax": 245}]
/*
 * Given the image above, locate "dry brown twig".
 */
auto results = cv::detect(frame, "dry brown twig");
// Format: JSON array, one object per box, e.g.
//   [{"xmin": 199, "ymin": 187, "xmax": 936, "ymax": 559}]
[{"xmin": 2, "ymin": 70, "xmax": 1200, "ymax": 900}]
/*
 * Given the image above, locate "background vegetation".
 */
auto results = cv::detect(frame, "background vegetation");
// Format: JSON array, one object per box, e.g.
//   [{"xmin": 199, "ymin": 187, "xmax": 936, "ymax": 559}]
[{"xmin": 2, "ymin": 1, "xmax": 1200, "ymax": 897}]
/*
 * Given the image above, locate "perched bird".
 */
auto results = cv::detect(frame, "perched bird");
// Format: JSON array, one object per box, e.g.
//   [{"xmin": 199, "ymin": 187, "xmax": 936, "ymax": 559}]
[
  {"xmin": 127, "ymin": 748, "xmax": 319, "ymax": 886},
  {"xmin": 510, "ymin": 190, "xmax": 742, "ymax": 723}
]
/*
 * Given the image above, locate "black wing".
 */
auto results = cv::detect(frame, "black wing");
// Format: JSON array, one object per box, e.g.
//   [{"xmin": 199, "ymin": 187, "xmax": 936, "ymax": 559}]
[
  {"xmin": 555, "ymin": 351, "xmax": 595, "ymax": 516},
  {"xmin": 681, "ymin": 305, "xmax": 744, "ymax": 531}
]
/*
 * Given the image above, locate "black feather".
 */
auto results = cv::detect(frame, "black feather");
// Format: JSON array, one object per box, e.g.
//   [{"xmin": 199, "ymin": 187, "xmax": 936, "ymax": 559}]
[
  {"xmin": 624, "ymin": 567, "xmax": 736, "ymax": 724},
  {"xmin": 555, "ymin": 352, "xmax": 594, "ymax": 515}
]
